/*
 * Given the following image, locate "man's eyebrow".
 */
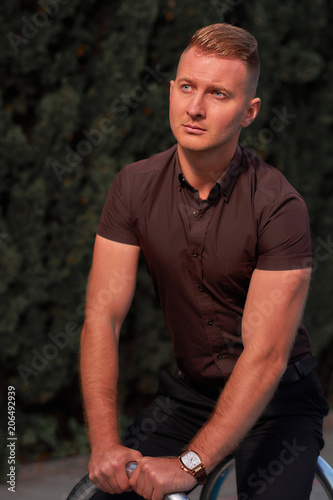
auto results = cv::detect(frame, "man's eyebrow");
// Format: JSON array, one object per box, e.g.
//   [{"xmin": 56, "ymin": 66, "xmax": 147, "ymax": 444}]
[{"xmin": 177, "ymin": 77, "xmax": 195, "ymax": 85}]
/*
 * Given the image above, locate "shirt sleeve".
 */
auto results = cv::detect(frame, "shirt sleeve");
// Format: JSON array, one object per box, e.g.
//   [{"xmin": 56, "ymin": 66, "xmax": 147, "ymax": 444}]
[
  {"xmin": 97, "ymin": 169, "xmax": 139, "ymax": 246},
  {"xmin": 256, "ymin": 192, "xmax": 313, "ymax": 271}
]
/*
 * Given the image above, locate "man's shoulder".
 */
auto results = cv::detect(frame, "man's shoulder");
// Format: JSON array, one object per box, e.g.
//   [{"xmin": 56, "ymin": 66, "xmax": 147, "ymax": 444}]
[
  {"xmin": 241, "ymin": 146, "xmax": 301, "ymax": 201},
  {"xmin": 121, "ymin": 144, "xmax": 177, "ymax": 178}
]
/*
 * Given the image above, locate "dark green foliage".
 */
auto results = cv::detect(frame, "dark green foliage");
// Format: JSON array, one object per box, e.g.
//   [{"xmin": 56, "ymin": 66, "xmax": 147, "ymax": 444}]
[{"xmin": 0, "ymin": 0, "xmax": 332, "ymax": 472}]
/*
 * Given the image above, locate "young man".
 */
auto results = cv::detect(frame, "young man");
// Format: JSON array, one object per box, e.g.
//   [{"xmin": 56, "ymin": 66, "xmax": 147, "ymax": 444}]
[{"xmin": 80, "ymin": 24, "xmax": 328, "ymax": 500}]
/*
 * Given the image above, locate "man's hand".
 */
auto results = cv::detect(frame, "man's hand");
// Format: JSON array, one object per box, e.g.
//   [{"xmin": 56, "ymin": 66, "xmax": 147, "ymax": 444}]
[
  {"xmin": 88, "ymin": 444, "xmax": 143, "ymax": 494},
  {"xmin": 129, "ymin": 456, "xmax": 197, "ymax": 500}
]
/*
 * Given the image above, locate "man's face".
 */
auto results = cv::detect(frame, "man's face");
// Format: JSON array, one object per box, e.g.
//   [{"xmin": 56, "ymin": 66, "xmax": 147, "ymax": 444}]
[{"xmin": 169, "ymin": 48, "xmax": 259, "ymax": 154}]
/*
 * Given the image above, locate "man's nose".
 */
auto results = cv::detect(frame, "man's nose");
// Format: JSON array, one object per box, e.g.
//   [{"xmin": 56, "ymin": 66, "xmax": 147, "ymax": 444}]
[{"xmin": 186, "ymin": 93, "xmax": 206, "ymax": 119}]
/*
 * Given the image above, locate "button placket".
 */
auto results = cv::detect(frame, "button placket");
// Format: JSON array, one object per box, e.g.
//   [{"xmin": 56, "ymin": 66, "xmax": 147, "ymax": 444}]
[{"xmin": 186, "ymin": 200, "xmax": 227, "ymax": 362}]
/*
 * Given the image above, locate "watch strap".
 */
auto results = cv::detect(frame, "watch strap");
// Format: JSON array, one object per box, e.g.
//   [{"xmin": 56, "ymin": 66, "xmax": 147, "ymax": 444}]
[{"xmin": 192, "ymin": 464, "xmax": 207, "ymax": 484}]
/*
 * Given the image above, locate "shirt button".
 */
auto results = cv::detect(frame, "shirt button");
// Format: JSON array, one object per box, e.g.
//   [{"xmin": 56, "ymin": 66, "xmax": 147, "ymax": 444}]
[
  {"xmin": 208, "ymin": 320, "xmax": 214, "ymax": 326},
  {"xmin": 192, "ymin": 251, "xmax": 198, "ymax": 258},
  {"xmin": 217, "ymin": 354, "xmax": 224, "ymax": 360},
  {"xmin": 247, "ymin": 265, "xmax": 253, "ymax": 271},
  {"xmin": 198, "ymin": 285, "xmax": 204, "ymax": 292},
  {"xmin": 193, "ymin": 210, "xmax": 199, "ymax": 217}
]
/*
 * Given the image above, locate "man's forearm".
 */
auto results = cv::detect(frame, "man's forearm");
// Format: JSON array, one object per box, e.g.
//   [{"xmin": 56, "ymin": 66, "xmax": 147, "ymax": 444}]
[
  {"xmin": 189, "ymin": 350, "xmax": 286, "ymax": 471},
  {"xmin": 190, "ymin": 269, "xmax": 311, "ymax": 471},
  {"xmin": 80, "ymin": 321, "xmax": 121, "ymax": 449}
]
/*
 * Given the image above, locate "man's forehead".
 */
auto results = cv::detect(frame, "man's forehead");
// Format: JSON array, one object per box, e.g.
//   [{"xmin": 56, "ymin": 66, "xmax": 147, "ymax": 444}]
[
  {"xmin": 176, "ymin": 49, "xmax": 247, "ymax": 86},
  {"xmin": 178, "ymin": 48, "xmax": 245, "ymax": 70}
]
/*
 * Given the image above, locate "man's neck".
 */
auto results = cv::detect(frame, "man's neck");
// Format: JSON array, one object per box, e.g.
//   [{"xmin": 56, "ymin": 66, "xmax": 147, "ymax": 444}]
[{"xmin": 177, "ymin": 143, "xmax": 238, "ymax": 200}]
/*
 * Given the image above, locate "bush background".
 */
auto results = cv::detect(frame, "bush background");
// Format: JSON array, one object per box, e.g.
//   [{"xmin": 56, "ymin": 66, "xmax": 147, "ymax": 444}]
[{"xmin": 0, "ymin": 0, "xmax": 332, "ymax": 474}]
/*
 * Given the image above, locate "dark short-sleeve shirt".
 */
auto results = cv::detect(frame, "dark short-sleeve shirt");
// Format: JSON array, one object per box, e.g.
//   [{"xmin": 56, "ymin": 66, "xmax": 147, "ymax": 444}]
[{"xmin": 97, "ymin": 144, "xmax": 313, "ymax": 384}]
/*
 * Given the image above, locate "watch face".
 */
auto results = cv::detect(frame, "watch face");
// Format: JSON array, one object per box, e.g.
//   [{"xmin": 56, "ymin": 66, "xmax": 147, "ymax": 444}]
[{"xmin": 182, "ymin": 451, "xmax": 201, "ymax": 470}]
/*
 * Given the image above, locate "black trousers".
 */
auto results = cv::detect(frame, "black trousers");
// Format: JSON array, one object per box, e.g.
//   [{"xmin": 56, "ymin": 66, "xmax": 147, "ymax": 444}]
[{"xmin": 91, "ymin": 367, "xmax": 329, "ymax": 500}]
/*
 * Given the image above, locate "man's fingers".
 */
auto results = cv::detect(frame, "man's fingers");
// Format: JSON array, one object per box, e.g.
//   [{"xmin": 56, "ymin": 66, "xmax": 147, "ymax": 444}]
[
  {"xmin": 129, "ymin": 460, "xmax": 159, "ymax": 500},
  {"xmin": 89, "ymin": 468, "xmax": 128, "ymax": 494}
]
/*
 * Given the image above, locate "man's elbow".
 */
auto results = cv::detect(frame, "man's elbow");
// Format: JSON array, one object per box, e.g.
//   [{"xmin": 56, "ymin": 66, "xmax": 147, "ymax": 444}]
[
  {"xmin": 243, "ymin": 346, "xmax": 289, "ymax": 385},
  {"xmin": 266, "ymin": 351, "xmax": 289, "ymax": 382}
]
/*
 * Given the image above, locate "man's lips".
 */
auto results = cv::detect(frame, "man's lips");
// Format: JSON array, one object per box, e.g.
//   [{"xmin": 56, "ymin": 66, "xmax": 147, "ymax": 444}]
[{"xmin": 182, "ymin": 123, "xmax": 206, "ymax": 134}]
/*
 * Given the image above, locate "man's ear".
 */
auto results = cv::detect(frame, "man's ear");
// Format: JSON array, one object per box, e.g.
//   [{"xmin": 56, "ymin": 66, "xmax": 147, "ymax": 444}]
[
  {"xmin": 169, "ymin": 80, "xmax": 175, "ymax": 97},
  {"xmin": 242, "ymin": 97, "xmax": 261, "ymax": 128}
]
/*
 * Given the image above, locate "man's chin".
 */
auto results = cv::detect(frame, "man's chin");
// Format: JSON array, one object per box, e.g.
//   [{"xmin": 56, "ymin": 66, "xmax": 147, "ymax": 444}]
[{"xmin": 178, "ymin": 140, "xmax": 216, "ymax": 154}]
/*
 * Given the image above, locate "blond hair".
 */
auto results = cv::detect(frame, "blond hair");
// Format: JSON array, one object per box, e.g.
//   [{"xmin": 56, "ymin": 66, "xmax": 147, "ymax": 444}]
[{"xmin": 184, "ymin": 23, "xmax": 260, "ymax": 96}]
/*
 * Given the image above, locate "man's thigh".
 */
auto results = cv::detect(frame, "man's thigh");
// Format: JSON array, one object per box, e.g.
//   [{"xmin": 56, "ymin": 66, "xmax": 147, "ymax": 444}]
[
  {"xmin": 90, "ymin": 370, "xmax": 328, "ymax": 500},
  {"xmin": 122, "ymin": 369, "xmax": 217, "ymax": 456},
  {"xmin": 235, "ymin": 372, "xmax": 328, "ymax": 500},
  {"xmin": 235, "ymin": 416, "xmax": 321, "ymax": 500}
]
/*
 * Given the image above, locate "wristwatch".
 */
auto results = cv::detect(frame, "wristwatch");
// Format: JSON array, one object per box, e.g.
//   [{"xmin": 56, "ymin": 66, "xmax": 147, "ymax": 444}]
[{"xmin": 179, "ymin": 450, "xmax": 207, "ymax": 484}]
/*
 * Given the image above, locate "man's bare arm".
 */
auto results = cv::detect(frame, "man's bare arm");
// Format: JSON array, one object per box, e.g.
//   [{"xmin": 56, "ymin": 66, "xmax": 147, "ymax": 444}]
[
  {"xmin": 127, "ymin": 268, "xmax": 312, "ymax": 500},
  {"xmin": 80, "ymin": 235, "xmax": 142, "ymax": 493},
  {"xmin": 188, "ymin": 267, "xmax": 312, "ymax": 470}
]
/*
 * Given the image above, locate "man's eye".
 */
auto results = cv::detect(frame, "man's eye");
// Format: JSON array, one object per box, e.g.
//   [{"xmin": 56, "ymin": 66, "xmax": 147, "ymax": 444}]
[
  {"xmin": 182, "ymin": 84, "xmax": 191, "ymax": 92},
  {"xmin": 213, "ymin": 90, "xmax": 225, "ymax": 98}
]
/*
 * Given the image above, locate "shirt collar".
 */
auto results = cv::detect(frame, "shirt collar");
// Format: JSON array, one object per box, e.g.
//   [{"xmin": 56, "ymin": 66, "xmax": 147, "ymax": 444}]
[{"xmin": 176, "ymin": 145, "xmax": 244, "ymax": 202}]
